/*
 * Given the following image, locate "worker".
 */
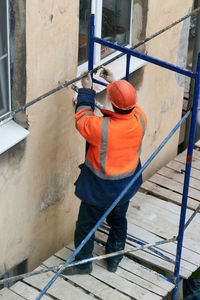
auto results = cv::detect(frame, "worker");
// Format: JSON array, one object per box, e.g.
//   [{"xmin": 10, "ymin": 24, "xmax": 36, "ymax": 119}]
[{"xmin": 63, "ymin": 68, "xmax": 147, "ymax": 275}]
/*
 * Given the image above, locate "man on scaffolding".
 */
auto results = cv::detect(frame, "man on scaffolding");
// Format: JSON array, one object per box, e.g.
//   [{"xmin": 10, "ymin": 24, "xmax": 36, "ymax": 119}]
[{"xmin": 63, "ymin": 68, "xmax": 147, "ymax": 275}]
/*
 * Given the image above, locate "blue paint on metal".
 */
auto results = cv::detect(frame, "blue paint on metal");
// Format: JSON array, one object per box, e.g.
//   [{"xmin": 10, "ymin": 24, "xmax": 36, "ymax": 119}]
[
  {"xmin": 88, "ymin": 14, "xmax": 95, "ymax": 73},
  {"xmin": 92, "ymin": 78, "xmax": 108, "ymax": 87},
  {"xmin": 36, "ymin": 109, "xmax": 190, "ymax": 300},
  {"xmin": 173, "ymin": 53, "xmax": 200, "ymax": 300},
  {"xmin": 125, "ymin": 236, "xmax": 175, "ymax": 264},
  {"xmin": 126, "ymin": 54, "xmax": 131, "ymax": 81},
  {"xmin": 94, "ymin": 37, "xmax": 197, "ymax": 79}
]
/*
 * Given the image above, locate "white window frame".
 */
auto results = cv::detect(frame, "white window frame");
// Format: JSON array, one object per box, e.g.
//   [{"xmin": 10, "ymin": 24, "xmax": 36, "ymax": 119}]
[
  {"xmin": 0, "ymin": 0, "xmax": 12, "ymax": 124},
  {"xmin": 0, "ymin": 0, "xmax": 29, "ymax": 155},
  {"xmin": 78, "ymin": 0, "xmax": 146, "ymax": 90}
]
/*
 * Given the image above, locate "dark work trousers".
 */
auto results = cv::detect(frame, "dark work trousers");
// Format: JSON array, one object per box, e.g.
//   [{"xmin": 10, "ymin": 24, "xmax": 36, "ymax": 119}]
[
  {"xmin": 74, "ymin": 201, "xmax": 129, "ymax": 269},
  {"xmin": 183, "ymin": 277, "xmax": 200, "ymax": 300}
]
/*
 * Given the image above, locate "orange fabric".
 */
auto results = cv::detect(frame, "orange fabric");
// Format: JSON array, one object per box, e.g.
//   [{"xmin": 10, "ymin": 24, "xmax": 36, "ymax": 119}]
[
  {"xmin": 75, "ymin": 105, "xmax": 147, "ymax": 176},
  {"xmin": 107, "ymin": 80, "xmax": 138, "ymax": 110}
]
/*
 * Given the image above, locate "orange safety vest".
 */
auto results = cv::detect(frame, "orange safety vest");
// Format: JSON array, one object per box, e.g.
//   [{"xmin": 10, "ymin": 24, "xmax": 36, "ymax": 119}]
[{"xmin": 75, "ymin": 105, "xmax": 147, "ymax": 180}]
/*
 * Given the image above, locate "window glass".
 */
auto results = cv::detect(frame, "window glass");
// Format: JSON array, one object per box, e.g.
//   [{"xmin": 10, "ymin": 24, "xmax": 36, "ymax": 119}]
[
  {"xmin": 0, "ymin": 0, "xmax": 7, "ymax": 57},
  {"xmin": 0, "ymin": 59, "xmax": 9, "ymax": 114},
  {"xmin": 0, "ymin": 0, "xmax": 9, "ymax": 116},
  {"xmin": 101, "ymin": 0, "xmax": 132, "ymax": 58},
  {"xmin": 78, "ymin": 0, "xmax": 91, "ymax": 65},
  {"xmin": 78, "ymin": 0, "xmax": 132, "ymax": 65}
]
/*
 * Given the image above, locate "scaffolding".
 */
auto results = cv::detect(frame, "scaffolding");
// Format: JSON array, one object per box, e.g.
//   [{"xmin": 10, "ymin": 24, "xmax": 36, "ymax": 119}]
[
  {"xmin": 35, "ymin": 12, "xmax": 200, "ymax": 300},
  {"xmin": 1, "ymin": 8, "xmax": 200, "ymax": 300}
]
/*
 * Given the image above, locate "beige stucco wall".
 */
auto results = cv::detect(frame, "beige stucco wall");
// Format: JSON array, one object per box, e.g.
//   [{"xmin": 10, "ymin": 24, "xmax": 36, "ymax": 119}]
[
  {"xmin": 0, "ymin": 0, "xmax": 193, "ymax": 277},
  {"xmin": 131, "ymin": 0, "xmax": 193, "ymax": 179},
  {"xmin": 0, "ymin": 0, "xmax": 81, "ymax": 274}
]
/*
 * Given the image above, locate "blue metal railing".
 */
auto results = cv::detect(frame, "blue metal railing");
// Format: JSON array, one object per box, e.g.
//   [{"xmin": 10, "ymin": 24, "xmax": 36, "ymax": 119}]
[{"xmin": 36, "ymin": 14, "xmax": 200, "ymax": 300}]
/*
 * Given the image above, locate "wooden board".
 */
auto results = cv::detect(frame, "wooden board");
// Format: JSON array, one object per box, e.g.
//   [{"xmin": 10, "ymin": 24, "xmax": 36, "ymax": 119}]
[
  {"xmin": 134, "ymin": 192, "xmax": 200, "ymax": 225},
  {"xmin": 93, "ymin": 245, "xmax": 168, "ymax": 297},
  {"xmin": 56, "ymin": 246, "xmax": 174, "ymax": 293},
  {"xmin": 23, "ymin": 267, "xmax": 93, "ymax": 300},
  {"xmin": 10, "ymin": 281, "xmax": 53, "ymax": 300},
  {"xmin": 127, "ymin": 203, "xmax": 200, "ymax": 255},
  {"xmin": 95, "ymin": 229, "xmax": 191, "ymax": 279},
  {"xmin": 148, "ymin": 173, "xmax": 200, "ymax": 201},
  {"xmin": 141, "ymin": 180, "xmax": 200, "ymax": 210},
  {"xmin": 166, "ymin": 159, "xmax": 200, "ymax": 181},
  {"xmin": 0, "ymin": 288, "xmax": 24, "ymax": 300},
  {"xmin": 175, "ymin": 149, "xmax": 200, "ymax": 170},
  {"xmin": 126, "ymin": 220, "xmax": 200, "ymax": 267},
  {"xmin": 63, "ymin": 245, "xmax": 164, "ymax": 300},
  {"xmin": 43, "ymin": 253, "xmax": 130, "ymax": 300},
  {"xmin": 157, "ymin": 166, "xmax": 200, "ymax": 191}
]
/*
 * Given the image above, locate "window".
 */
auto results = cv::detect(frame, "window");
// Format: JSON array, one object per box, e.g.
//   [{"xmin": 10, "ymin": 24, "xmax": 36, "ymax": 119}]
[
  {"xmin": 78, "ymin": 0, "xmax": 133, "ymax": 66},
  {"xmin": 0, "ymin": 0, "xmax": 11, "ymax": 119},
  {"xmin": 0, "ymin": 259, "xmax": 27, "ymax": 289}
]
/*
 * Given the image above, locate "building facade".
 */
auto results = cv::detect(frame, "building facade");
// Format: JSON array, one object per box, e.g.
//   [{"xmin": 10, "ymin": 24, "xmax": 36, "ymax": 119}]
[{"xmin": 0, "ymin": 0, "xmax": 193, "ymax": 281}]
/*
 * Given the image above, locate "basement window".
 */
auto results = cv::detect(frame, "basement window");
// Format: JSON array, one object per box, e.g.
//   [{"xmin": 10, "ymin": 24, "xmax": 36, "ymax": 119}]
[
  {"xmin": 78, "ymin": 0, "xmax": 146, "ymax": 89},
  {"xmin": 0, "ymin": 259, "xmax": 27, "ymax": 289}
]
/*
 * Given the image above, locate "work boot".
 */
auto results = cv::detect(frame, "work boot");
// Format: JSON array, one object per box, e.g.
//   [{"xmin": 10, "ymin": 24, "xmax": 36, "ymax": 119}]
[
  {"xmin": 107, "ymin": 263, "xmax": 118, "ymax": 273},
  {"xmin": 62, "ymin": 264, "xmax": 92, "ymax": 276}
]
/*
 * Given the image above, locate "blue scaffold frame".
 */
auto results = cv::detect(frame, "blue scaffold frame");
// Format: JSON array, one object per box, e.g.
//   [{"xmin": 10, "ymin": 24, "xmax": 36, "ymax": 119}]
[
  {"xmin": 89, "ymin": 13, "xmax": 200, "ymax": 300},
  {"xmin": 36, "ymin": 14, "xmax": 200, "ymax": 300}
]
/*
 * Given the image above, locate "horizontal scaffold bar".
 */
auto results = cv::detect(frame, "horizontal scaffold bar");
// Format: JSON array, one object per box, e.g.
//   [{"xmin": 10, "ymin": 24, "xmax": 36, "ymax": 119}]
[{"xmin": 94, "ymin": 37, "xmax": 197, "ymax": 79}]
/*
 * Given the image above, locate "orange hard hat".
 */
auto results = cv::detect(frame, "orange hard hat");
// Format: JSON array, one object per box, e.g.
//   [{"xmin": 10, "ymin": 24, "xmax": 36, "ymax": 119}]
[{"xmin": 107, "ymin": 80, "xmax": 137, "ymax": 110}]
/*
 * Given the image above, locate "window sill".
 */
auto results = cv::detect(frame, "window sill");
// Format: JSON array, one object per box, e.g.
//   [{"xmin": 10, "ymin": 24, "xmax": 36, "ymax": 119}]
[
  {"xmin": 94, "ymin": 53, "xmax": 146, "ymax": 93},
  {"xmin": 77, "ymin": 51, "xmax": 146, "ymax": 94},
  {"xmin": 0, "ymin": 120, "xmax": 29, "ymax": 155}
]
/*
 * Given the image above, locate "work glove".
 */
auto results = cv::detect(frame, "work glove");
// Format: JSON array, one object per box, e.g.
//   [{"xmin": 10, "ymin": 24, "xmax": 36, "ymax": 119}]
[
  {"xmin": 76, "ymin": 88, "xmax": 96, "ymax": 112},
  {"xmin": 81, "ymin": 72, "xmax": 93, "ymax": 89},
  {"xmin": 99, "ymin": 67, "xmax": 115, "ymax": 83}
]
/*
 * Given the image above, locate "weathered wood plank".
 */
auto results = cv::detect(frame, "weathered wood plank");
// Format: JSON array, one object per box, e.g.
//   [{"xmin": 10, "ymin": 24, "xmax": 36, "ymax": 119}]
[
  {"xmin": 195, "ymin": 140, "xmax": 200, "ymax": 148},
  {"xmin": 148, "ymin": 173, "xmax": 200, "ymax": 201},
  {"xmin": 134, "ymin": 192, "xmax": 200, "ymax": 225},
  {"xmin": 93, "ymin": 244, "xmax": 171, "ymax": 297},
  {"xmin": 43, "ymin": 254, "xmax": 130, "ymax": 300},
  {"xmin": 175, "ymin": 149, "xmax": 200, "ymax": 170},
  {"xmin": 56, "ymin": 245, "xmax": 174, "ymax": 292},
  {"xmin": 95, "ymin": 230, "xmax": 191, "ymax": 279},
  {"xmin": 0, "ymin": 288, "xmax": 24, "ymax": 300},
  {"xmin": 126, "ymin": 219, "xmax": 200, "ymax": 267},
  {"xmin": 23, "ymin": 267, "xmax": 93, "ymax": 300},
  {"xmin": 64, "ymin": 245, "xmax": 162, "ymax": 300},
  {"xmin": 141, "ymin": 180, "xmax": 199, "ymax": 210},
  {"xmin": 157, "ymin": 166, "xmax": 200, "ymax": 191},
  {"xmin": 10, "ymin": 281, "xmax": 53, "ymax": 300},
  {"xmin": 100, "ymin": 223, "xmax": 196, "ymax": 274},
  {"xmin": 166, "ymin": 159, "xmax": 200, "ymax": 181},
  {"xmin": 127, "ymin": 205, "xmax": 200, "ymax": 255}
]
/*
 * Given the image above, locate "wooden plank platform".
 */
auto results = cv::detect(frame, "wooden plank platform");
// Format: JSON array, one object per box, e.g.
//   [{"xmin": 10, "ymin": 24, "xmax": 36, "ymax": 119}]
[{"xmin": 4, "ymin": 147, "xmax": 200, "ymax": 299}]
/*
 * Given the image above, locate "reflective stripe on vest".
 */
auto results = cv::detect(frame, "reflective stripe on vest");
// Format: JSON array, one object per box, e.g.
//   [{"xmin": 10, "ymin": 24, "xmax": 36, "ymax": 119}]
[
  {"xmin": 100, "ymin": 117, "xmax": 109, "ymax": 173},
  {"xmin": 135, "ymin": 112, "xmax": 146, "ymax": 158},
  {"xmin": 85, "ymin": 112, "xmax": 146, "ymax": 180}
]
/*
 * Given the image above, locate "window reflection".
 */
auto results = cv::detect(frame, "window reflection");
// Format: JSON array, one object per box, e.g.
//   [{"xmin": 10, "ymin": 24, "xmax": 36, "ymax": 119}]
[
  {"xmin": 78, "ymin": 0, "xmax": 91, "ymax": 65},
  {"xmin": 101, "ymin": 0, "xmax": 131, "ymax": 58},
  {"xmin": 78, "ymin": 0, "xmax": 132, "ymax": 64}
]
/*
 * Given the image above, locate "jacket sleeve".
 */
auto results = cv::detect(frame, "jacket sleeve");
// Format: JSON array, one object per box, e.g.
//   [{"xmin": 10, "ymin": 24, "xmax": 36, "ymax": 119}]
[{"xmin": 75, "ymin": 89, "xmax": 102, "ymax": 146}]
